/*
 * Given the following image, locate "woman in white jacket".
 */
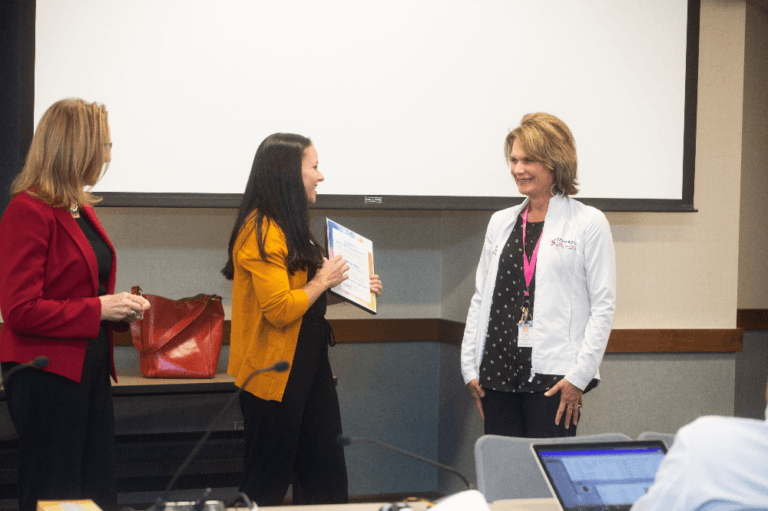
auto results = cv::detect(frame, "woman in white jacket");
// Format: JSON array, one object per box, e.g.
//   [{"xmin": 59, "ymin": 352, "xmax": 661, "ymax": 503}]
[{"xmin": 461, "ymin": 113, "xmax": 616, "ymax": 437}]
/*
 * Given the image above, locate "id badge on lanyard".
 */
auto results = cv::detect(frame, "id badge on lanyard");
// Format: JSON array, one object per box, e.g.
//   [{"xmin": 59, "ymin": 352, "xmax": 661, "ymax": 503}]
[
  {"xmin": 518, "ymin": 206, "xmax": 541, "ymax": 349},
  {"xmin": 518, "ymin": 314, "xmax": 534, "ymax": 348}
]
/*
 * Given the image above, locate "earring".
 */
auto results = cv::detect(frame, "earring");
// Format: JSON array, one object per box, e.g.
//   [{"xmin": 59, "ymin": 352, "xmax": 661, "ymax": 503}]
[{"xmin": 550, "ymin": 184, "xmax": 559, "ymax": 197}]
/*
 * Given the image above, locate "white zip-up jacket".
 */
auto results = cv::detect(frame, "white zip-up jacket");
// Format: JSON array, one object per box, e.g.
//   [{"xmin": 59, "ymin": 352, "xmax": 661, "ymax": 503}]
[{"xmin": 461, "ymin": 196, "xmax": 616, "ymax": 391}]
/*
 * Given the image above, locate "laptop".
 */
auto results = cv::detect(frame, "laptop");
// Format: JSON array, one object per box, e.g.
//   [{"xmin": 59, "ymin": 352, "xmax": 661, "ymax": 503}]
[{"xmin": 531, "ymin": 440, "xmax": 668, "ymax": 511}]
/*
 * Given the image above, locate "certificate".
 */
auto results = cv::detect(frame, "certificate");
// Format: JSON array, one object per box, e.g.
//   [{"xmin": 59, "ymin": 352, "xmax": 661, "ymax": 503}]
[{"xmin": 325, "ymin": 218, "xmax": 377, "ymax": 314}]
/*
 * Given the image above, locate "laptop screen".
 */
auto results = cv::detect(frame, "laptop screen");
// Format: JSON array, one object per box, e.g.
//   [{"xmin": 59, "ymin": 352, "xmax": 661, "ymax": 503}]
[{"xmin": 531, "ymin": 441, "xmax": 667, "ymax": 511}]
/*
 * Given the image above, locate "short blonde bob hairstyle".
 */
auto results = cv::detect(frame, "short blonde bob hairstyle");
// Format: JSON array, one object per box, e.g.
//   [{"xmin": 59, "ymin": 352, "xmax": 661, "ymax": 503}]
[
  {"xmin": 504, "ymin": 112, "xmax": 579, "ymax": 196},
  {"xmin": 11, "ymin": 98, "xmax": 110, "ymax": 208}
]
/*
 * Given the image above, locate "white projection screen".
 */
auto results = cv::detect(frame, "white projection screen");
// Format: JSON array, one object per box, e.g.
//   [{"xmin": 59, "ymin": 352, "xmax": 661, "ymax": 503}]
[{"xmin": 34, "ymin": 0, "xmax": 699, "ymax": 211}]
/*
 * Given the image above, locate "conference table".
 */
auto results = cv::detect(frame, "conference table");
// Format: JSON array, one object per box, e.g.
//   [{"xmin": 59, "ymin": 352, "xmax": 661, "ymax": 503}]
[{"xmin": 259, "ymin": 498, "xmax": 559, "ymax": 511}]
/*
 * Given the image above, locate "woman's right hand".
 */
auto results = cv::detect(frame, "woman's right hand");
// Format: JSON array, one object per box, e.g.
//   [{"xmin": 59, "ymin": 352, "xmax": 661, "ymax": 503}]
[
  {"xmin": 467, "ymin": 379, "xmax": 486, "ymax": 420},
  {"xmin": 99, "ymin": 292, "xmax": 151, "ymax": 322},
  {"xmin": 303, "ymin": 255, "xmax": 349, "ymax": 305},
  {"xmin": 315, "ymin": 255, "xmax": 349, "ymax": 289}
]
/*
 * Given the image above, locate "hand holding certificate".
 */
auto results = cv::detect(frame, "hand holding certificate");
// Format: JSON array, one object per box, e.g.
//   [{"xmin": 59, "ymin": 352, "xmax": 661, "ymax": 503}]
[{"xmin": 326, "ymin": 218, "xmax": 378, "ymax": 314}]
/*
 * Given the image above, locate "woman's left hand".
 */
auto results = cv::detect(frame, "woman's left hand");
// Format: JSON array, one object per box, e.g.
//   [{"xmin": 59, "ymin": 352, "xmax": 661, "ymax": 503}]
[
  {"xmin": 544, "ymin": 378, "xmax": 584, "ymax": 429},
  {"xmin": 369, "ymin": 274, "xmax": 383, "ymax": 296},
  {"xmin": 99, "ymin": 292, "xmax": 151, "ymax": 323}
]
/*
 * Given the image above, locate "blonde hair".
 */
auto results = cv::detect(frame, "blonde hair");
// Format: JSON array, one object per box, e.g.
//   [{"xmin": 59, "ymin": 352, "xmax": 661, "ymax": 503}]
[
  {"xmin": 11, "ymin": 98, "xmax": 110, "ymax": 207},
  {"xmin": 504, "ymin": 112, "xmax": 579, "ymax": 196}
]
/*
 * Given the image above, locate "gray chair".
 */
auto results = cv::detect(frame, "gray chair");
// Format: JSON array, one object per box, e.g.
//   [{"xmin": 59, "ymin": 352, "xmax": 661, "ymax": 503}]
[
  {"xmin": 474, "ymin": 433, "xmax": 632, "ymax": 503},
  {"xmin": 637, "ymin": 431, "xmax": 675, "ymax": 449}
]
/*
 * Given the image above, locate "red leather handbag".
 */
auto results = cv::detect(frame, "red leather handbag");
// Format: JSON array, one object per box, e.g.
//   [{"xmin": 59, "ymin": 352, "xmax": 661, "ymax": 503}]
[{"xmin": 129, "ymin": 286, "xmax": 225, "ymax": 378}]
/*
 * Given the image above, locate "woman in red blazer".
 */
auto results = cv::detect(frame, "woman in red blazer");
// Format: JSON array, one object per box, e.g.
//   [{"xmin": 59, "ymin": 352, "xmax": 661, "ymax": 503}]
[{"xmin": 0, "ymin": 98, "xmax": 149, "ymax": 511}]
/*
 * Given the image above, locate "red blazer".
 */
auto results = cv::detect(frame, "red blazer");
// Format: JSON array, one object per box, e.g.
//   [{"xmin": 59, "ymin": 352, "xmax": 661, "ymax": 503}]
[{"xmin": 0, "ymin": 191, "xmax": 123, "ymax": 383}]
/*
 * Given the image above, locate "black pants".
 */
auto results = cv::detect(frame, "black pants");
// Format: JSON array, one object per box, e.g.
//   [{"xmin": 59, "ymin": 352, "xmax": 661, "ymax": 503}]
[
  {"xmin": 2, "ymin": 333, "xmax": 117, "ymax": 511},
  {"xmin": 482, "ymin": 388, "xmax": 579, "ymax": 438},
  {"xmin": 238, "ymin": 319, "xmax": 348, "ymax": 506}
]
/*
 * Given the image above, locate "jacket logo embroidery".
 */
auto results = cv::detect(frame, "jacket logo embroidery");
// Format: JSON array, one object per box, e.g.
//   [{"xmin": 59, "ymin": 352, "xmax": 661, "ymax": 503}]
[{"xmin": 550, "ymin": 237, "xmax": 577, "ymax": 251}]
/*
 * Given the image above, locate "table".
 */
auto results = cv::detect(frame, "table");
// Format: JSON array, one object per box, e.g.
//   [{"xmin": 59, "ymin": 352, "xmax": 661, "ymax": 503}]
[
  {"xmin": 258, "ymin": 498, "xmax": 559, "ymax": 511},
  {"xmin": 112, "ymin": 373, "xmax": 237, "ymax": 396}
]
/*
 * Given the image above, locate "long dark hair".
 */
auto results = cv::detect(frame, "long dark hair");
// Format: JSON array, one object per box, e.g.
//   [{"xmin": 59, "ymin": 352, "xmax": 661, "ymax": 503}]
[{"xmin": 222, "ymin": 133, "xmax": 322, "ymax": 280}]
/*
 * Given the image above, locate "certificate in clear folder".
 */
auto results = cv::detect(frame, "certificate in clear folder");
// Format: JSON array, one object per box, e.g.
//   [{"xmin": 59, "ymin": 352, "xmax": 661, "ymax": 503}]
[{"xmin": 325, "ymin": 218, "xmax": 377, "ymax": 315}]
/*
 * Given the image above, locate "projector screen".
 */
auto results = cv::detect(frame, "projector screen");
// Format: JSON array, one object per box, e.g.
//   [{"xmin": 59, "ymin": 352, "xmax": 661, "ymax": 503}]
[{"xmin": 34, "ymin": 0, "xmax": 698, "ymax": 211}]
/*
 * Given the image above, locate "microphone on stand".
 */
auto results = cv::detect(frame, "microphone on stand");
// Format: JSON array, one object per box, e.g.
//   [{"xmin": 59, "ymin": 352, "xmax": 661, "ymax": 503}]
[
  {"xmin": 1, "ymin": 356, "xmax": 50, "ymax": 388},
  {"xmin": 339, "ymin": 435, "xmax": 490, "ymax": 511},
  {"xmin": 337, "ymin": 435, "xmax": 472, "ymax": 490},
  {"xmin": 151, "ymin": 360, "xmax": 290, "ymax": 511}
]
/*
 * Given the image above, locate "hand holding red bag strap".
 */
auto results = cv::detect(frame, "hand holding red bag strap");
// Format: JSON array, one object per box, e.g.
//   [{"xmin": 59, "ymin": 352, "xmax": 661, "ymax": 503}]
[{"xmin": 130, "ymin": 286, "xmax": 225, "ymax": 378}]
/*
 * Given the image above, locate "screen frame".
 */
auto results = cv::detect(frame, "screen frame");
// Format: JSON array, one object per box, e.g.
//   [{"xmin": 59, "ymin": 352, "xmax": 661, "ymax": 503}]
[{"xmin": 30, "ymin": 0, "xmax": 700, "ymax": 213}]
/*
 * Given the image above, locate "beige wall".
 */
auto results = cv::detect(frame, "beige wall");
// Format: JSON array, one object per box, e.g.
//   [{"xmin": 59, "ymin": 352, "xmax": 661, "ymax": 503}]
[{"xmin": 738, "ymin": 3, "xmax": 768, "ymax": 309}]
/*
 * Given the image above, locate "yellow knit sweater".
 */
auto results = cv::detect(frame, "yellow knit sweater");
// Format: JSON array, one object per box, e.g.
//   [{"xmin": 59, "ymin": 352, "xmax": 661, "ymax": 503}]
[{"xmin": 227, "ymin": 215, "xmax": 310, "ymax": 401}]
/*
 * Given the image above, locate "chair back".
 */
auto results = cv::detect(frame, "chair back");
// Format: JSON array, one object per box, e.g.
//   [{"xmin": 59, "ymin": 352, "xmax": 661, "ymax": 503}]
[
  {"xmin": 637, "ymin": 431, "xmax": 675, "ymax": 449},
  {"xmin": 474, "ymin": 432, "xmax": 632, "ymax": 503}
]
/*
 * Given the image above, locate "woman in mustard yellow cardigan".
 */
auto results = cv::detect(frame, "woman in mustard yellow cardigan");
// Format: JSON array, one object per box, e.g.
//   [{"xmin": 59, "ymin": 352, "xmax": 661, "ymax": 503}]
[{"xmin": 222, "ymin": 133, "xmax": 382, "ymax": 506}]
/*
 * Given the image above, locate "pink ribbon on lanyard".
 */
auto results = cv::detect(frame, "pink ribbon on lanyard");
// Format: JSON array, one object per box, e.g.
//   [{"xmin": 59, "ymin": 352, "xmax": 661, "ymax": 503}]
[{"xmin": 521, "ymin": 206, "xmax": 542, "ymax": 297}]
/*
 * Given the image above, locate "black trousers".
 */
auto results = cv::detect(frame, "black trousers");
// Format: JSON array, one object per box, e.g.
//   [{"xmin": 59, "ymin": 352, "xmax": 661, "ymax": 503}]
[
  {"xmin": 238, "ymin": 319, "xmax": 348, "ymax": 506},
  {"xmin": 482, "ymin": 388, "xmax": 579, "ymax": 438},
  {"xmin": 2, "ymin": 331, "xmax": 117, "ymax": 511}
]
